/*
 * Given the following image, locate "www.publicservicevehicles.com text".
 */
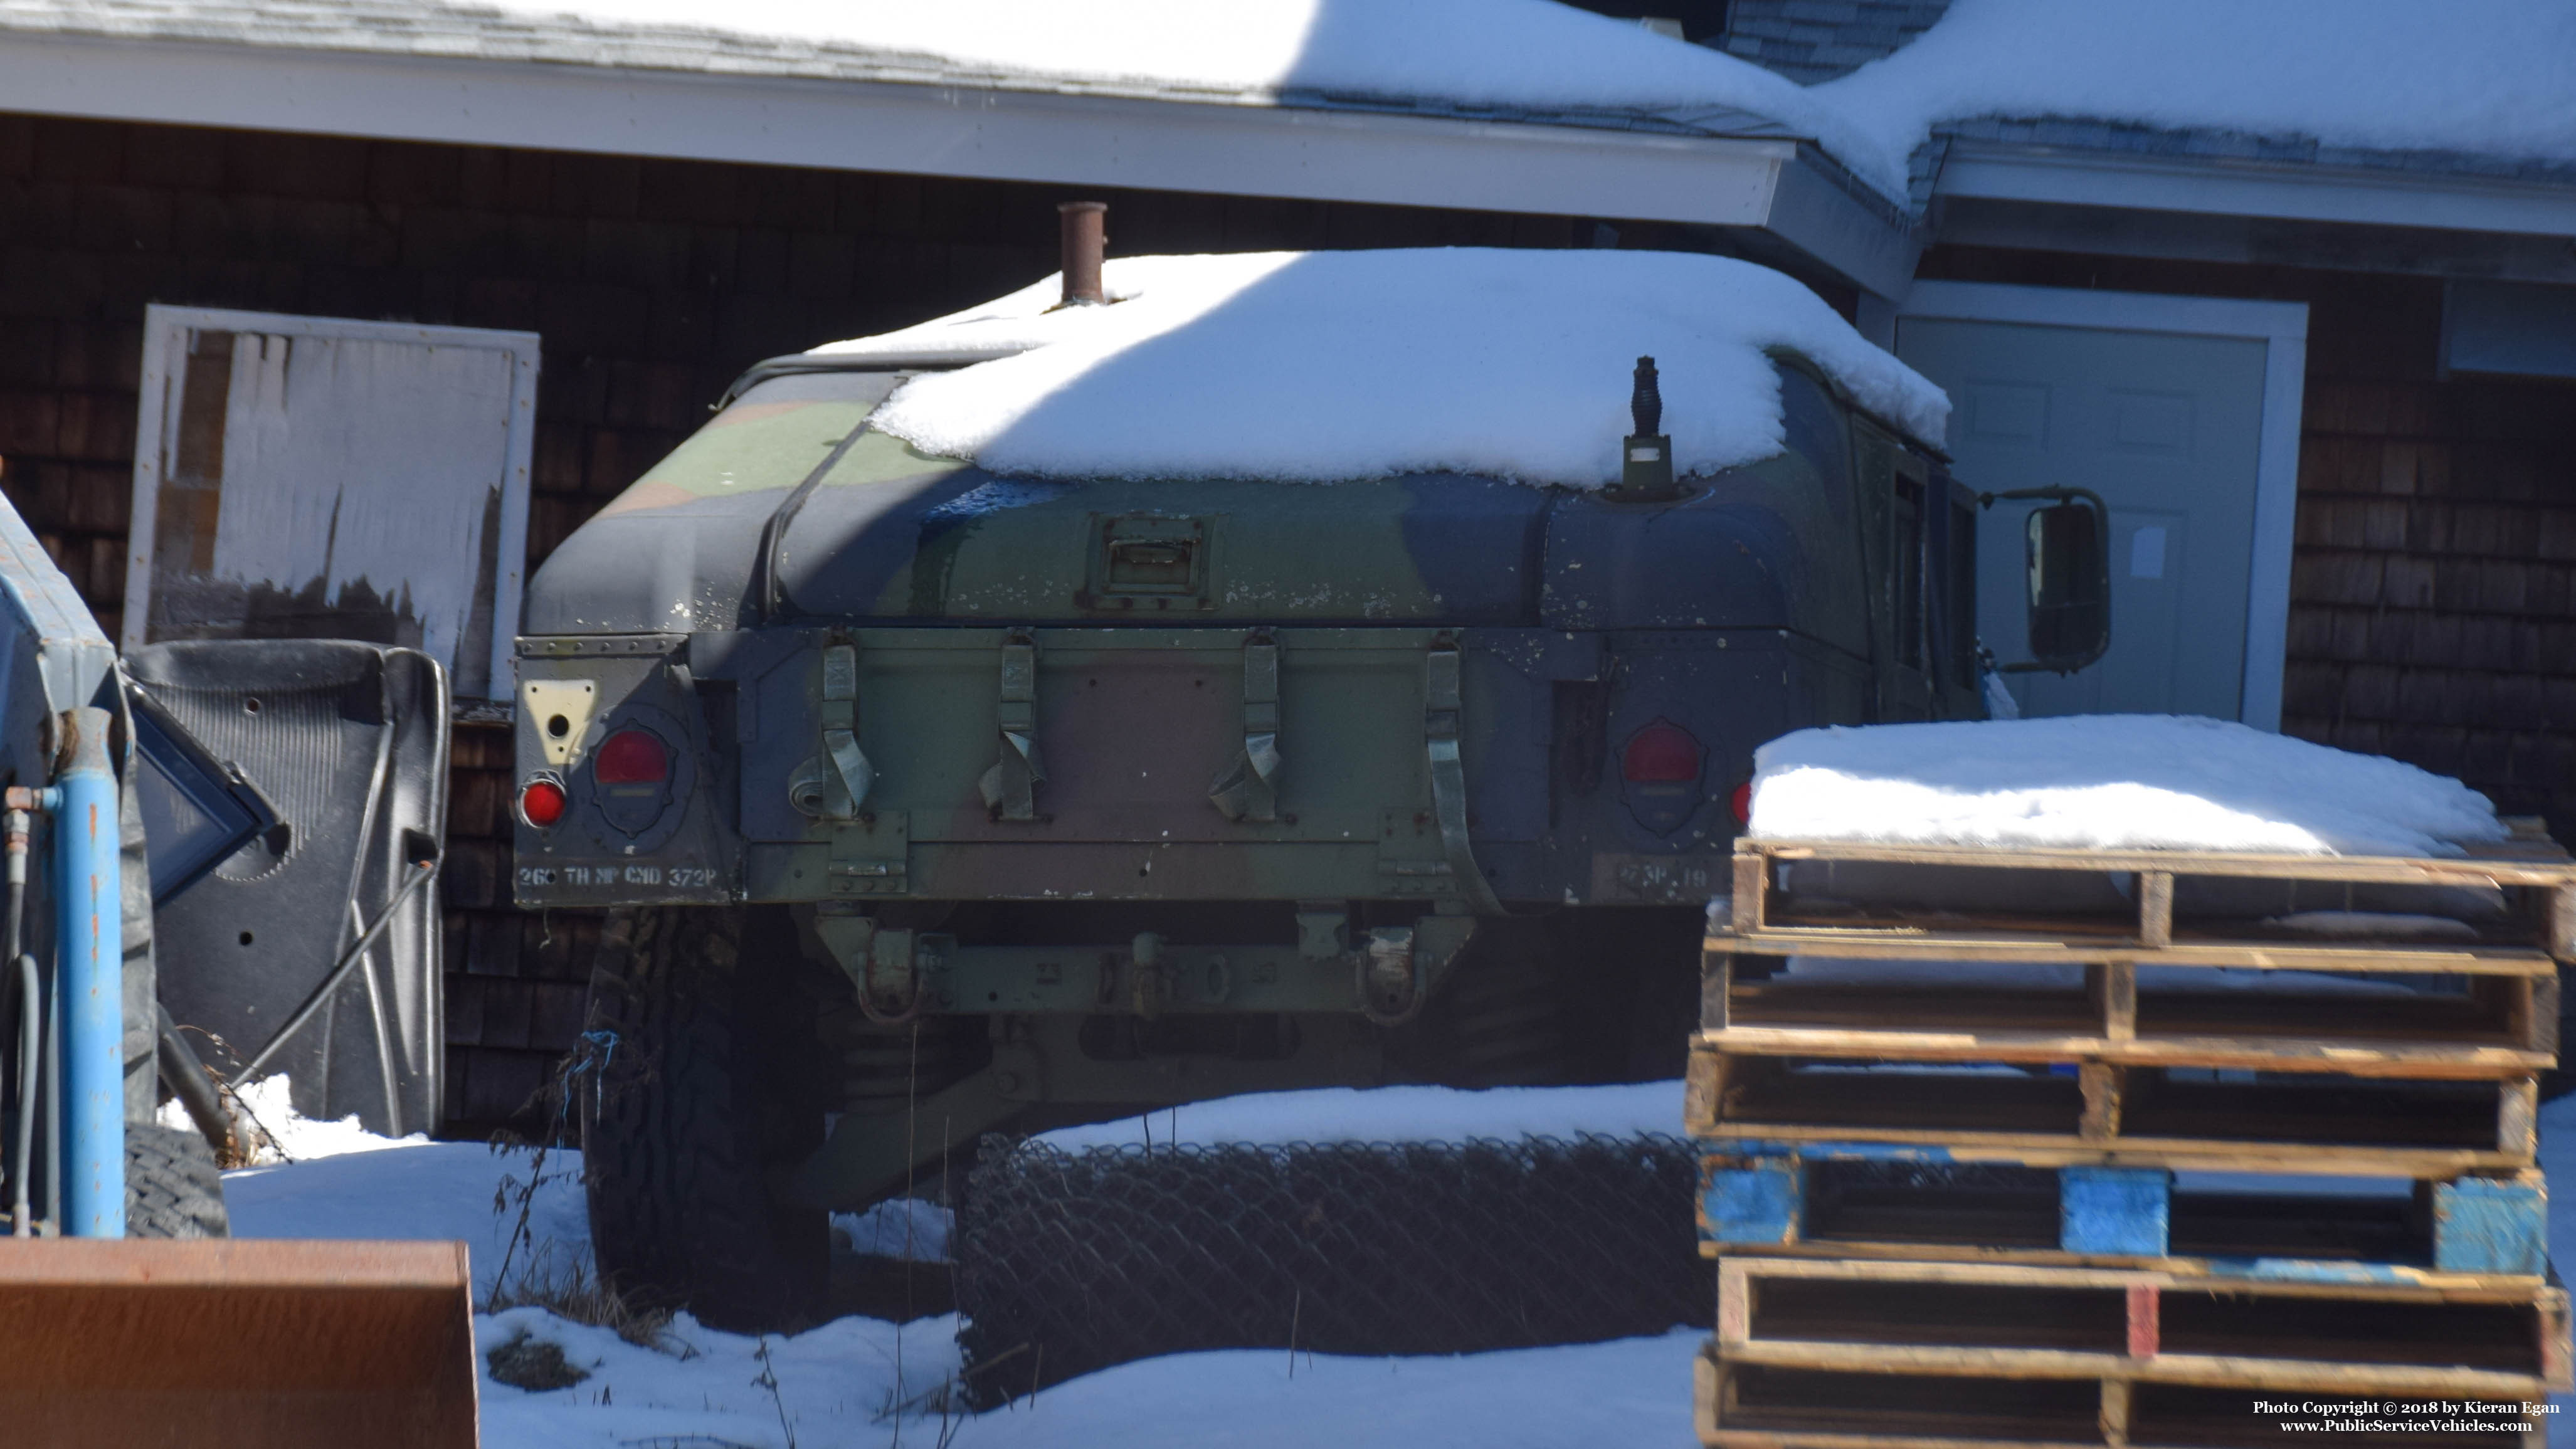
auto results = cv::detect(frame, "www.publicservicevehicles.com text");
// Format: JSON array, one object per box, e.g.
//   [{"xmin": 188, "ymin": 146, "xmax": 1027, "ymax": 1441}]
[{"xmin": 2256, "ymin": 1399, "xmax": 2554, "ymax": 1433}]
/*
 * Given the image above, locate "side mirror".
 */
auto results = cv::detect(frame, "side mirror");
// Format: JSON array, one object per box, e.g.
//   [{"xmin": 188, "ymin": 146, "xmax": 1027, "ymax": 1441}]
[{"xmin": 1986, "ymin": 487, "xmax": 2111, "ymax": 675}]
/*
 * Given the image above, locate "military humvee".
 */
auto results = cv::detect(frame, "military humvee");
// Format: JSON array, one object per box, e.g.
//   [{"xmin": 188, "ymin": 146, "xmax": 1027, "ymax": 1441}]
[{"xmin": 512, "ymin": 229, "xmax": 2106, "ymax": 1325}]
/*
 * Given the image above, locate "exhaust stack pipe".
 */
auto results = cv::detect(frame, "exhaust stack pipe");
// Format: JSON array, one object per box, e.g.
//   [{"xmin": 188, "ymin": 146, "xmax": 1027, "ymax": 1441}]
[{"xmin": 1058, "ymin": 201, "xmax": 1107, "ymax": 307}]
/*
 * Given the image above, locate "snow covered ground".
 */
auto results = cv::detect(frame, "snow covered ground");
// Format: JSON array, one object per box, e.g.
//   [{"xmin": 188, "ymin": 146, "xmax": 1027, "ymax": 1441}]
[
  {"xmin": 221, "ymin": 1081, "xmax": 1706, "ymax": 1447},
  {"xmin": 223, "ymin": 1077, "xmax": 2576, "ymax": 1447}
]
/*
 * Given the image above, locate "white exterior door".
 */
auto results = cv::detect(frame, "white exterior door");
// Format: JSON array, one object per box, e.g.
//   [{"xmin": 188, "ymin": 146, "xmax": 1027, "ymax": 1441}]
[{"xmin": 1896, "ymin": 285, "xmax": 2306, "ymax": 726}]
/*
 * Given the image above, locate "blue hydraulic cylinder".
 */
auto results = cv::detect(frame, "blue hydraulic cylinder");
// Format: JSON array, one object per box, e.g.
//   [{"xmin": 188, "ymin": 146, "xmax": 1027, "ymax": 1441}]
[{"xmin": 52, "ymin": 706, "xmax": 121, "ymax": 1238}]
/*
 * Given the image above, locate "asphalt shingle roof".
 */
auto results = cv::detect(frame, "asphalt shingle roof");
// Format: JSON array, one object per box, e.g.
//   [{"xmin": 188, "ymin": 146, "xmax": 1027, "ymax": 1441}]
[{"xmin": 1716, "ymin": 0, "xmax": 1953, "ymax": 86}]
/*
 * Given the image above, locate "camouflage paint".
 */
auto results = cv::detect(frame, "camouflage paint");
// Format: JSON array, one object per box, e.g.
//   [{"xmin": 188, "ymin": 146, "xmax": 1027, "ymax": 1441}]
[{"xmin": 515, "ymin": 356, "xmax": 1979, "ymax": 1203}]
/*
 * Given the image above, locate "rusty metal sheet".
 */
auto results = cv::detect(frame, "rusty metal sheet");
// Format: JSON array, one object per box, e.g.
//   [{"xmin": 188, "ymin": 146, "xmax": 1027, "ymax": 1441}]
[{"xmin": 0, "ymin": 1238, "xmax": 477, "ymax": 1448}]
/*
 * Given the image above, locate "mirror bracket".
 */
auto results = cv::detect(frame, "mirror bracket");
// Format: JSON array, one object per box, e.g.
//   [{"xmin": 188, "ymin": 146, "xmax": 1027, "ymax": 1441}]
[{"xmin": 1981, "ymin": 486, "xmax": 2113, "ymax": 676}]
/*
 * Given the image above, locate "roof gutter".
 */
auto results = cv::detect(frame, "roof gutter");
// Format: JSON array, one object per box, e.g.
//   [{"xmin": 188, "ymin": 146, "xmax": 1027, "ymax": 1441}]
[
  {"xmin": 0, "ymin": 31, "xmax": 1920, "ymax": 298},
  {"xmin": 1938, "ymin": 138, "xmax": 2576, "ymax": 241}
]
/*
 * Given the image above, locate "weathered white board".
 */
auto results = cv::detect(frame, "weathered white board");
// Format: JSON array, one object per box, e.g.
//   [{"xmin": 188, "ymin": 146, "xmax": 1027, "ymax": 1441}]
[{"xmin": 124, "ymin": 306, "xmax": 539, "ymax": 702}]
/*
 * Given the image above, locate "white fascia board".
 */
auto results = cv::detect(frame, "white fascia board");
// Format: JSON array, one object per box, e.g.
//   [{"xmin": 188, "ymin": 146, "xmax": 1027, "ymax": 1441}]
[
  {"xmin": 1902, "ymin": 280, "xmax": 2308, "ymax": 343},
  {"xmin": 1939, "ymin": 141, "xmax": 2576, "ymax": 240},
  {"xmin": 0, "ymin": 33, "xmax": 1829, "ymax": 231}
]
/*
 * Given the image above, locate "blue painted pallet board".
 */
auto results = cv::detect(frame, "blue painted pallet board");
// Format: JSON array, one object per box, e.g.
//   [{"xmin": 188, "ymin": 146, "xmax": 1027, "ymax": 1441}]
[{"xmin": 1701, "ymin": 1141, "xmax": 2549, "ymax": 1280}]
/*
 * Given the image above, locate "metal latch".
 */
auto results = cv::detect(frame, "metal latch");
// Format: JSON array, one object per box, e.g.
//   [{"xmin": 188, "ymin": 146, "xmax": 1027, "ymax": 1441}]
[
  {"xmin": 1423, "ymin": 635, "xmax": 1502, "ymax": 914},
  {"xmin": 979, "ymin": 631, "xmax": 1045, "ymax": 821},
  {"xmin": 788, "ymin": 642, "xmax": 873, "ymax": 821},
  {"xmin": 1084, "ymin": 515, "xmax": 1214, "ymax": 611},
  {"xmin": 1207, "ymin": 630, "xmax": 1281, "ymax": 823}
]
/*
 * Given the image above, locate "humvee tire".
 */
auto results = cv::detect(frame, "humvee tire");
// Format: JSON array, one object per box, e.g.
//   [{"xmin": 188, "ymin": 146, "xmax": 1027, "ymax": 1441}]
[
  {"xmin": 581, "ymin": 905, "xmax": 826, "ymax": 1330},
  {"xmin": 125, "ymin": 1121, "xmax": 228, "ymax": 1238}
]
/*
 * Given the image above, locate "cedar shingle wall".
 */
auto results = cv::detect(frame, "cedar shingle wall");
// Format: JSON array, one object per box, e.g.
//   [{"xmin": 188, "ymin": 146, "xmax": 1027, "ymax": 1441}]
[
  {"xmin": 0, "ymin": 112, "xmax": 1616, "ymax": 1139},
  {"xmin": 1920, "ymin": 248, "xmax": 2576, "ymax": 839}
]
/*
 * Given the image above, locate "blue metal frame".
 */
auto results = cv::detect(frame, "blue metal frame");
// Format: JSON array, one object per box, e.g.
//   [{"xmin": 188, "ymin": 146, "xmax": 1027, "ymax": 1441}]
[{"xmin": 0, "ymin": 497, "xmax": 125, "ymax": 1238}]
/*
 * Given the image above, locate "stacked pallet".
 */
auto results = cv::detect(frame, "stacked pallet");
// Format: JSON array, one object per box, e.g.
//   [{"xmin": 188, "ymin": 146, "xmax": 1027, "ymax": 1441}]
[{"xmin": 1692, "ymin": 833, "xmax": 2576, "ymax": 1448}]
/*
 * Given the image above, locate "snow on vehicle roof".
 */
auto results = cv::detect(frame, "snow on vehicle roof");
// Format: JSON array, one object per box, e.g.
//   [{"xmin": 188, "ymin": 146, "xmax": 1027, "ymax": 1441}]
[
  {"xmin": 489, "ymin": 0, "xmax": 1905, "ymax": 196},
  {"xmin": 813, "ymin": 249, "xmax": 1949, "ymax": 488},
  {"xmin": 1815, "ymin": 0, "xmax": 2576, "ymax": 178},
  {"xmin": 1750, "ymin": 715, "xmax": 2506, "ymax": 858}
]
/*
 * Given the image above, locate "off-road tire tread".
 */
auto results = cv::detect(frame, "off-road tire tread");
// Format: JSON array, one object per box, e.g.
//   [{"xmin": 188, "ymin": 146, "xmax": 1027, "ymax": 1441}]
[
  {"xmin": 126, "ymin": 1121, "xmax": 228, "ymax": 1238},
  {"xmin": 581, "ymin": 906, "xmax": 825, "ymax": 1330}
]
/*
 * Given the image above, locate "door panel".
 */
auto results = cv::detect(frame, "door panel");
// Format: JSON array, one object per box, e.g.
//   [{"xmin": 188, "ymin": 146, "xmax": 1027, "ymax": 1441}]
[{"xmin": 1896, "ymin": 317, "xmax": 2267, "ymax": 721}]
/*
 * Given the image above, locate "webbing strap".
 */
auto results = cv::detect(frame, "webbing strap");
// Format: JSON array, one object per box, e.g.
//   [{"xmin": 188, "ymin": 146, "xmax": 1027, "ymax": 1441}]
[
  {"xmin": 1208, "ymin": 632, "xmax": 1282, "ymax": 823},
  {"xmin": 979, "ymin": 631, "xmax": 1045, "ymax": 821},
  {"xmin": 1425, "ymin": 638, "xmax": 1501, "ymax": 914}
]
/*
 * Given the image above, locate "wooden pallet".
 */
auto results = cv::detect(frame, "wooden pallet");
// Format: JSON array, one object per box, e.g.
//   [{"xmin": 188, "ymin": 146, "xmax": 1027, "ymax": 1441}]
[
  {"xmin": 1703, "ymin": 953, "xmax": 2558, "ymax": 1078},
  {"xmin": 1717, "ymin": 835, "xmax": 2576, "ymax": 969},
  {"xmin": 1697, "ymin": 1258, "xmax": 2568, "ymax": 1448},
  {"xmin": 1697, "ymin": 1144, "xmax": 2549, "ymax": 1283},
  {"xmin": 1685, "ymin": 1043, "xmax": 2540, "ymax": 1175},
  {"xmin": 1695, "ymin": 1346, "xmax": 2553, "ymax": 1448}
]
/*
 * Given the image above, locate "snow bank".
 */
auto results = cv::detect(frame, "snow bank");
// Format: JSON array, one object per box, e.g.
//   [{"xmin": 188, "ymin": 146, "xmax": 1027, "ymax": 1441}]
[
  {"xmin": 492, "ymin": 0, "xmax": 1903, "ymax": 196},
  {"xmin": 156, "ymin": 1073, "xmax": 425, "ymax": 1163},
  {"xmin": 822, "ymin": 249, "xmax": 1947, "ymax": 486},
  {"xmin": 1750, "ymin": 715, "xmax": 2504, "ymax": 857},
  {"xmin": 1816, "ymin": 0, "xmax": 2576, "ymax": 179},
  {"xmin": 939, "ymin": 1328, "xmax": 1702, "ymax": 1448},
  {"xmin": 834, "ymin": 1197, "xmax": 951, "ymax": 1262},
  {"xmin": 1036, "ymin": 1081, "xmax": 1683, "ymax": 1152},
  {"xmin": 479, "ymin": 1305, "xmax": 963, "ymax": 1449},
  {"xmin": 223, "ymin": 1141, "xmax": 588, "ymax": 1296}
]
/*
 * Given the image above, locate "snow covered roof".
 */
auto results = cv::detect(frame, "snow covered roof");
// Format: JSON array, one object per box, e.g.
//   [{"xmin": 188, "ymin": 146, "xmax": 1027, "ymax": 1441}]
[
  {"xmin": 1, "ymin": 0, "xmax": 1911, "ymax": 198},
  {"xmin": 1727, "ymin": 0, "xmax": 2576, "ymax": 196},
  {"xmin": 812, "ymin": 248, "xmax": 1950, "ymax": 488}
]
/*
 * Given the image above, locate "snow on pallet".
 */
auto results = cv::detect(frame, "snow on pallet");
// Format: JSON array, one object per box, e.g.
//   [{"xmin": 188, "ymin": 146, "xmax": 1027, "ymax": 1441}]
[{"xmin": 1694, "ymin": 1258, "xmax": 2569, "ymax": 1449}]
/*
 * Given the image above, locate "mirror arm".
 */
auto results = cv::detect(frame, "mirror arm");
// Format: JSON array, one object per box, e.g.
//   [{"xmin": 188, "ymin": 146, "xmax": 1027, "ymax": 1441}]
[{"xmin": 1977, "ymin": 485, "xmax": 2108, "ymax": 514}]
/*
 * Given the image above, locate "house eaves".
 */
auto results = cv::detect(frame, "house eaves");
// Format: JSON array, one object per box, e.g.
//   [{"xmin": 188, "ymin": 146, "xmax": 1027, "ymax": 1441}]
[
  {"xmin": 0, "ymin": 11, "xmax": 1923, "ymax": 297},
  {"xmin": 1938, "ymin": 136, "xmax": 2576, "ymax": 242}
]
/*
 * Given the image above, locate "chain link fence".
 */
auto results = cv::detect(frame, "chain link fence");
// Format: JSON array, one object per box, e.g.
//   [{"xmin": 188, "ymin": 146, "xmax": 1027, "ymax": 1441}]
[{"xmin": 953, "ymin": 1132, "xmax": 1709, "ymax": 1402}]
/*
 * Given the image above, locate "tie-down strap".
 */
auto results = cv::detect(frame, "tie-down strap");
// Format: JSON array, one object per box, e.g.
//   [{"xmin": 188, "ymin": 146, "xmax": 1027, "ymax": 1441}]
[
  {"xmin": 1208, "ymin": 631, "xmax": 1282, "ymax": 823},
  {"xmin": 1425, "ymin": 636, "xmax": 1503, "ymax": 914},
  {"xmin": 790, "ymin": 641, "xmax": 874, "ymax": 820},
  {"xmin": 979, "ymin": 631, "xmax": 1046, "ymax": 821}
]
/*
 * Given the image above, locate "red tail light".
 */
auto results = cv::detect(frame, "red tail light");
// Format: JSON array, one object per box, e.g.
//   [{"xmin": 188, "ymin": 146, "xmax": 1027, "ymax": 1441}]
[
  {"xmin": 519, "ymin": 778, "xmax": 567, "ymax": 828},
  {"xmin": 1729, "ymin": 779, "xmax": 1753, "ymax": 826},
  {"xmin": 595, "ymin": 728, "xmax": 669, "ymax": 784},
  {"xmin": 1621, "ymin": 719, "xmax": 1702, "ymax": 784}
]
